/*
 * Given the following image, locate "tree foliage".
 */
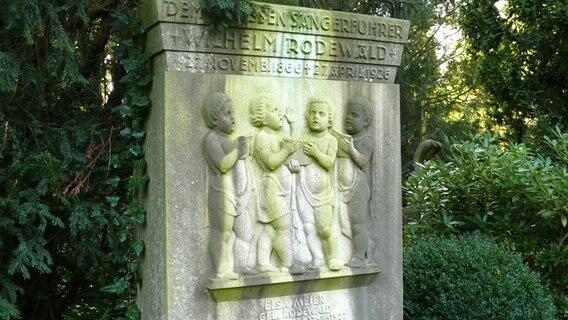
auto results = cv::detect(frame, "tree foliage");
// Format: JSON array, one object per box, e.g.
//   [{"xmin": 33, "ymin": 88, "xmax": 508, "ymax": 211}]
[
  {"xmin": 458, "ymin": 0, "xmax": 568, "ymax": 139},
  {"xmin": 199, "ymin": 0, "xmax": 264, "ymax": 29},
  {"xmin": 0, "ymin": 0, "xmax": 150, "ymax": 319}
]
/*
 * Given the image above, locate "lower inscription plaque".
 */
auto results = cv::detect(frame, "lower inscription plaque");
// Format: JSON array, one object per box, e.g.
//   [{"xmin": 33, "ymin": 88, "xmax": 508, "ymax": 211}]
[{"xmin": 259, "ymin": 294, "xmax": 346, "ymax": 320}]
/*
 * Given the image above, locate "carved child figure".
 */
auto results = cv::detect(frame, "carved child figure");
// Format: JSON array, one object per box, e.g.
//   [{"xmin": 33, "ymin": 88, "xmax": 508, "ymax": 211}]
[
  {"xmin": 337, "ymin": 96, "xmax": 374, "ymax": 267},
  {"xmin": 296, "ymin": 98, "xmax": 341, "ymax": 271},
  {"xmin": 250, "ymin": 94, "xmax": 300, "ymax": 273},
  {"xmin": 203, "ymin": 92, "xmax": 254, "ymax": 279}
]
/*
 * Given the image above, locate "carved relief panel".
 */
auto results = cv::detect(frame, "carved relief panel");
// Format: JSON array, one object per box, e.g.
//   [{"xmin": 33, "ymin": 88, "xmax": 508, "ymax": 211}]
[{"xmin": 202, "ymin": 91, "xmax": 377, "ymax": 280}]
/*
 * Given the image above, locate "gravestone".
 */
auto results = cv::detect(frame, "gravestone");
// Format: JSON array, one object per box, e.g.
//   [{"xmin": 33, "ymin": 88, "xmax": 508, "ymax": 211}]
[{"xmin": 137, "ymin": 1, "xmax": 409, "ymax": 319}]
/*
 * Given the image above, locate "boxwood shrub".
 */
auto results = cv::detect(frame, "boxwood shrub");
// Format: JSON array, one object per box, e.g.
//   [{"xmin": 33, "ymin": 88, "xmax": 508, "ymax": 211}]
[{"xmin": 404, "ymin": 233, "xmax": 556, "ymax": 319}]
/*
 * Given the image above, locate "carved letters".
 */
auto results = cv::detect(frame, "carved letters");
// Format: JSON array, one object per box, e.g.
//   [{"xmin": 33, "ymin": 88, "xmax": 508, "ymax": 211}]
[
  {"xmin": 160, "ymin": 25, "xmax": 402, "ymax": 65},
  {"xmin": 259, "ymin": 294, "xmax": 347, "ymax": 320},
  {"xmin": 168, "ymin": 53, "xmax": 395, "ymax": 82},
  {"xmin": 158, "ymin": 0, "xmax": 408, "ymax": 43},
  {"xmin": 144, "ymin": 0, "xmax": 410, "ymax": 83},
  {"xmin": 203, "ymin": 93, "xmax": 376, "ymax": 279}
]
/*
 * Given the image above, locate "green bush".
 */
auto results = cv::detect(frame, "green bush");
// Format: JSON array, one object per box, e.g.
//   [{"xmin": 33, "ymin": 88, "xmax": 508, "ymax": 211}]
[
  {"xmin": 404, "ymin": 233, "xmax": 556, "ymax": 319},
  {"xmin": 404, "ymin": 129, "xmax": 568, "ymax": 318}
]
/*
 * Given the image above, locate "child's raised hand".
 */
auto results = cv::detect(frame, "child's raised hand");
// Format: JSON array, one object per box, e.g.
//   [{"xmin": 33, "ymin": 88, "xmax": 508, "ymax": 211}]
[{"xmin": 284, "ymin": 106, "xmax": 297, "ymax": 124}]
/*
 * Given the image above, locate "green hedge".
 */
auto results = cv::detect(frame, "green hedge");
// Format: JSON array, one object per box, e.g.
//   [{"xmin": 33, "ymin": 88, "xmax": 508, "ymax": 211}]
[{"xmin": 404, "ymin": 233, "xmax": 556, "ymax": 319}]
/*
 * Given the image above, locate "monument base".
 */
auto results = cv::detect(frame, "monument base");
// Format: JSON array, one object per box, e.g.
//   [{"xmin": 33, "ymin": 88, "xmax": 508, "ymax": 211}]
[{"xmin": 207, "ymin": 265, "xmax": 380, "ymax": 302}]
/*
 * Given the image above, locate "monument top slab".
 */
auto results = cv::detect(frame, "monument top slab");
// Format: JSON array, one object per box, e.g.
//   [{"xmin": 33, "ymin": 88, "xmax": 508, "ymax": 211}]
[{"xmin": 139, "ymin": 0, "xmax": 410, "ymax": 44}]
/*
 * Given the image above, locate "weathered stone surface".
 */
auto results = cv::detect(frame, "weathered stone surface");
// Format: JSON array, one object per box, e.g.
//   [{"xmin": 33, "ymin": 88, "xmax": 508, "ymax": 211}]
[{"xmin": 138, "ymin": 1, "xmax": 406, "ymax": 319}]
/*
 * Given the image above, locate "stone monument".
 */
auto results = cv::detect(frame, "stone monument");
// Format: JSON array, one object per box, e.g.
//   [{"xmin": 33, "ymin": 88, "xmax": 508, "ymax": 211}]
[{"xmin": 137, "ymin": 1, "xmax": 409, "ymax": 319}]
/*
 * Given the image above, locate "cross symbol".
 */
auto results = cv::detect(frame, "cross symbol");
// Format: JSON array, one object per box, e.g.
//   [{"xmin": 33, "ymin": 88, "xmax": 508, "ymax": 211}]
[
  {"xmin": 170, "ymin": 32, "xmax": 183, "ymax": 46},
  {"xmin": 389, "ymin": 49, "xmax": 397, "ymax": 59}
]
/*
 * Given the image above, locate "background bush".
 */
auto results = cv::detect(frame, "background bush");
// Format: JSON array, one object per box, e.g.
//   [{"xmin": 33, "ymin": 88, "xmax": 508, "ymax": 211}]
[
  {"xmin": 404, "ymin": 233, "xmax": 556, "ymax": 319},
  {"xmin": 404, "ymin": 128, "xmax": 568, "ymax": 318}
]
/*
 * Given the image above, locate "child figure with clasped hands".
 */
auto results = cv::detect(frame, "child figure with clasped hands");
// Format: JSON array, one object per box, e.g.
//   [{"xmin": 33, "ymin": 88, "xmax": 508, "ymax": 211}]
[{"xmin": 296, "ymin": 98, "xmax": 341, "ymax": 271}]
